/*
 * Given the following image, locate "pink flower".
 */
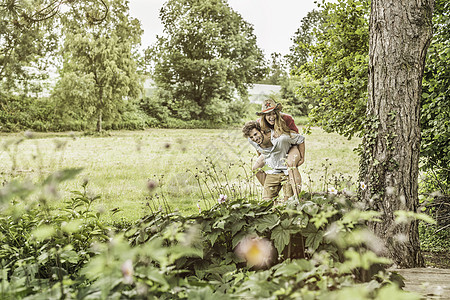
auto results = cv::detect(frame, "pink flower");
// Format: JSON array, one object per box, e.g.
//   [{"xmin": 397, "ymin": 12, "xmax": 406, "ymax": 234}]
[
  {"xmin": 121, "ymin": 259, "xmax": 133, "ymax": 284},
  {"xmin": 218, "ymin": 194, "xmax": 227, "ymax": 204}
]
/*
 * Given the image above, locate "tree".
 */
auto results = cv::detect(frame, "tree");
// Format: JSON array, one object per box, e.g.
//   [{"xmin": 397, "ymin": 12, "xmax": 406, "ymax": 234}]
[
  {"xmin": 291, "ymin": 0, "xmax": 370, "ymax": 138},
  {"xmin": 52, "ymin": 0, "xmax": 142, "ymax": 132},
  {"xmin": 360, "ymin": 0, "xmax": 434, "ymax": 267},
  {"xmin": 150, "ymin": 0, "xmax": 266, "ymax": 123}
]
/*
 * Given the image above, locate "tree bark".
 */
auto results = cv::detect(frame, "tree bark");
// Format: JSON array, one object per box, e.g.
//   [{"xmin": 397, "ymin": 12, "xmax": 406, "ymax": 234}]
[{"xmin": 361, "ymin": 0, "xmax": 434, "ymax": 268}]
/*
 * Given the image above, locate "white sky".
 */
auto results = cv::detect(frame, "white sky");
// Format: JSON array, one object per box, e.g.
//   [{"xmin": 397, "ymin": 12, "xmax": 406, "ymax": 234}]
[{"xmin": 128, "ymin": 0, "xmax": 319, "ymax": 58}]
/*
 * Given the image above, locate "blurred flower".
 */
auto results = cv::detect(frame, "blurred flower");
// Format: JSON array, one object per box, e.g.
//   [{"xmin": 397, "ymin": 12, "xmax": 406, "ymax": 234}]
[
  {"xmin": 197, "ymin": 202, "xmax": 201, "ymax": 213},
  {"xmin": 121, "ymin": 259, "xmax": 133, "ymax": 284},
  {"xmin": 147, "ymin": 180, "xmax": 158, "ymax": 192},
  {"xmin": 218, "ymin": 194, "xmax": 227, "ymax": 204},
  {"xmin": 328, "ymin": 187, "xmax": 338, "ymax": 195},
  {"xmin": 360, "ymin": 181, "xmax": 367, "ymax": 190},
  {"xmin": 235, "ymin": 236, "xmax": 274, "ymax": 268}
]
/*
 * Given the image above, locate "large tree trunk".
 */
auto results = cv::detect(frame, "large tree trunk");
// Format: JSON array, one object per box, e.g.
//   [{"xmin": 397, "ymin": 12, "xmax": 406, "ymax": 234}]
[{"xmin": 360, "ymin": 0, "xmax": 434, "ymax": 268}]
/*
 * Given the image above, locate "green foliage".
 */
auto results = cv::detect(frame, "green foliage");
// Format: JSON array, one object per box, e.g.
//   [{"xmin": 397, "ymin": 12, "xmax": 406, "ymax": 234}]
[
  {"xmin": 419, "ymin": 222, "xmax": 450, "ymax": 252},
  {"xmin": 150, "ymin": 0, "xmax": 266, "ymax": 124},
  {"xmin": 292, "ymin": 0, "xmax": 369, "ymax": 139},
  {"xmin": 0, "ymin": 94, "xmax": 55, "ymax": 132},
  {"xmin": 0, "ymin": 165, "xmax": 422, "ymax": 299},
  {"xmin": 0, "ymin": 0, "xmax": 58, "ymax": 93},
  {"xmin": 287, "ymin": 9, "xmax": 325, "ymax": 71},
  {"xmin": 0, "ymin": 169, "xmax": 111, "ymax": 297},
  {"xmin": 421, "ymin": 0, "xmax": 450, "ymax": 192}
]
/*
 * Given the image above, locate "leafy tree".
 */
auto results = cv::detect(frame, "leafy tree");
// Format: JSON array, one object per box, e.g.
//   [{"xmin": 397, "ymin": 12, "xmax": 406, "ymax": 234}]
[
  {"xmin": 52, "ymin": 0, "xmax": 142, "ymax": 132},
  {"xmin": 421, "ymin": 0, "xmax": 450, "ymax": 192},
  {"xmin": 286, "ymin": 9, "xmax": 324, "ymax": 71},
  {"xmin": 150, "ymin": 0, "xmax": 266, "ymax": 123},
  {"xmin": 291, "ymin": 0, "xmax": 369, "ymax": 138}
]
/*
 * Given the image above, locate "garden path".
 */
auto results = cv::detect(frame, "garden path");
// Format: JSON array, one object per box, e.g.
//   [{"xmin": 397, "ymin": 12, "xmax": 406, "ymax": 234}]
[{"xmin": 392, "ymin": 268, "xmax": 450, "ymax": 299}]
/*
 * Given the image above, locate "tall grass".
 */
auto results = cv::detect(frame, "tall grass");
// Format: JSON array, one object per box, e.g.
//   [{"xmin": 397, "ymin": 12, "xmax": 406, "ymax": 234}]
[{"xmin": 0, "ymin": 127, "xmax": 361, "ymax": 221}]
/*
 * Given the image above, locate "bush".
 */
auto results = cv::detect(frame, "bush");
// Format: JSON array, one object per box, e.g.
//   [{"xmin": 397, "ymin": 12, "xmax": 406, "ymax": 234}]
[
  {"xmin": 0, "ymin": 94, "xmax": 55, "ymax": 132},
  {"xmin": 1, "ymin": 169, "xmax": 414, "ymax": 299}
]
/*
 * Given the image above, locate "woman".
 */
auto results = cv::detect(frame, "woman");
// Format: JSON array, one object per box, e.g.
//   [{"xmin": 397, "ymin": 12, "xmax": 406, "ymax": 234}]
[{"xmin": 254, "ymin": 99, "xmax": 305, "ymax": 199}]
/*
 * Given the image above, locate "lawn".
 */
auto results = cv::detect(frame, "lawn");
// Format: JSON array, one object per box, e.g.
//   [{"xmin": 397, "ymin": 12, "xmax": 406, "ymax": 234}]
[{"xmin": 0, "ymin": 127, "xmax": 361, "ymax": 221}]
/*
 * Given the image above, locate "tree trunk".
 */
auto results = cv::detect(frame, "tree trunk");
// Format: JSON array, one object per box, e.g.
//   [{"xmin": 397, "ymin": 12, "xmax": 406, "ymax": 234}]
[
  {"xmin": 360, "ymin": 0, "xmax": 434, "ymax": 268},
  {"xmin": 97, "ymin": 111, "xmax": 102, "ymax": 132}
]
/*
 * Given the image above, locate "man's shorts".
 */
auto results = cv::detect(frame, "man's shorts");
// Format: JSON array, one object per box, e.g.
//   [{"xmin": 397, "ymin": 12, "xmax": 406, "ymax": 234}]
[{"xmin": 262, "ymin": 173, "xmax": 293, "ymax": 200}]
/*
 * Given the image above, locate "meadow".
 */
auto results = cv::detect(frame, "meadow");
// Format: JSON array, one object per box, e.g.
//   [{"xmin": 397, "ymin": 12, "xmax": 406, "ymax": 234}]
[{"xmin": 0, "ymin": 127, "xmax": 361, "ymax": 221}]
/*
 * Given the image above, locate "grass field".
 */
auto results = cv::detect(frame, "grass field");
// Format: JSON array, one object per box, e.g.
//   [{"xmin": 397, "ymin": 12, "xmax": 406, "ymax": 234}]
[{"xmin": 0, "ymin": 127, "xmax": 361, "ymax": 221}]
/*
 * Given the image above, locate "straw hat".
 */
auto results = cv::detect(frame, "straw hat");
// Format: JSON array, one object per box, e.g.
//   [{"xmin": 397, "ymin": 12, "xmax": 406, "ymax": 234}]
[{"xmin": 256, "ymin": 99, "xmax": 283, "ymax": 116}]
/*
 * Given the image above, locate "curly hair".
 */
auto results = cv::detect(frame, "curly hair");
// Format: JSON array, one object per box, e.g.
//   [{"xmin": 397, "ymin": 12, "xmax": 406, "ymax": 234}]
[
  {"xmin": 242, "ymin": 120, "xmax": 261, "ymax": 138},
  {"xmin": 260, "ymin": 110, "xmax": 292, "ymax": 136}
]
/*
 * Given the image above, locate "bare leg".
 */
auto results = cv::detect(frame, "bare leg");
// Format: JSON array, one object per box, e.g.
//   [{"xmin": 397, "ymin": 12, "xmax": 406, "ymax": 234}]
[
  {"xmin": 253, "ymin": 155, "xmax": 266, "ymax": 186},
  {"xmin": 287, "ymin": 146, "xmax": 302, "ymax": 198}
]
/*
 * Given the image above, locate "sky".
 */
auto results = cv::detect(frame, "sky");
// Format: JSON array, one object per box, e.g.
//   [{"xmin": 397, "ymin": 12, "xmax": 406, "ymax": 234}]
[{"xmin": 128, "ymin": 0, "xmax": 319, "ymax": 58}]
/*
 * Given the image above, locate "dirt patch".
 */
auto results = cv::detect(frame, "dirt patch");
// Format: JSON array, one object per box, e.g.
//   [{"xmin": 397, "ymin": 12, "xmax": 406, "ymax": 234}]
[{"xmin": 423, "ymin": 251, "xmax": 450, "ymax": 269}]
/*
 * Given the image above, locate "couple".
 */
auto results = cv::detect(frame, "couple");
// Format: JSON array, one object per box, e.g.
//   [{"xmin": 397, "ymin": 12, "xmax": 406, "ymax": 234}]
[{"xmin": 242, "ymin": 99, "xmax": 305, "ymax": 202}]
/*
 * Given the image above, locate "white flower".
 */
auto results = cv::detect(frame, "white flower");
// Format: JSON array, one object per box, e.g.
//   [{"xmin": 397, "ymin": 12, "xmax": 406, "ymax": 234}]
[
  {"xmin": 328, "ymin": 187, "xmax": 338, "ymax": 195},
  {"xmin": 197, "ymin": 202, "xmax": 201, "ymax": 213},
  {"xmin": 360, "ymin": 181, "xmax": 367, "ymax": 190},
  {"xmin": 218, "ymin": 194, "xmax": 227, "ymax": 204},
  {"xmin": 121, "ymin": 259, "xmax": 133, "ymax": 284}
]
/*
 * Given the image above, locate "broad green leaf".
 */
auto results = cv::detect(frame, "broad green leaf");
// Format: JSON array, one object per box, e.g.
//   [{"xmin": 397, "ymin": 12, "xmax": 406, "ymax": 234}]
[
  {"xmin": 271, "ymin": 225, "xmax": 290, "ymax": 254},
  {"xmin": 254, "ymin": 214, "xmax": 279, "ymax": 233},
  {"xmin": 305, "ymin": 230, "xmax": 324, "ymax": 252}
]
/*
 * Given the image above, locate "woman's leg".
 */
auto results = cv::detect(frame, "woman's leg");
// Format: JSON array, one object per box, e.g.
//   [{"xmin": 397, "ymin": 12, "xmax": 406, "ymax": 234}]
[
  {"xmin": 287, "ymin": 146, "xmax": 302, "ymax": 198},
  {"xmin": 253, "ymin": 155, "xmax": 266, "ymax": 186}
]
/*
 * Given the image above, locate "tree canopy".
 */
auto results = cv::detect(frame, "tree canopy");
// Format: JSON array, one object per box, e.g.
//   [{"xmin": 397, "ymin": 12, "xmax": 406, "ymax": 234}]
[{"xmin": 150, "ymin": 0, "xmax": 266, "ymax": 123}]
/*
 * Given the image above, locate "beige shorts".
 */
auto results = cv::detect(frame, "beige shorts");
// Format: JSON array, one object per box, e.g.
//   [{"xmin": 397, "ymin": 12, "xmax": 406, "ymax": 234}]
[{"xmin": 262, "ymin": 173, "xmax": 293, "ymax": 200}]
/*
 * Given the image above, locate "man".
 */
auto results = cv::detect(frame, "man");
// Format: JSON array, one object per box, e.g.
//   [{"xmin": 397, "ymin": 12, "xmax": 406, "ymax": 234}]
[{"xmin": 242, "ymin": 120, "xmax": 305, "ymax": 202}]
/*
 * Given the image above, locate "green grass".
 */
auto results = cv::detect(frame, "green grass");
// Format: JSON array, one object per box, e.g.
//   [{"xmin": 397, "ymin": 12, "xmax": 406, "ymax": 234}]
[{"xmin": 0, "ymin": 127, "xmax": 361, "ymax": 222}]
